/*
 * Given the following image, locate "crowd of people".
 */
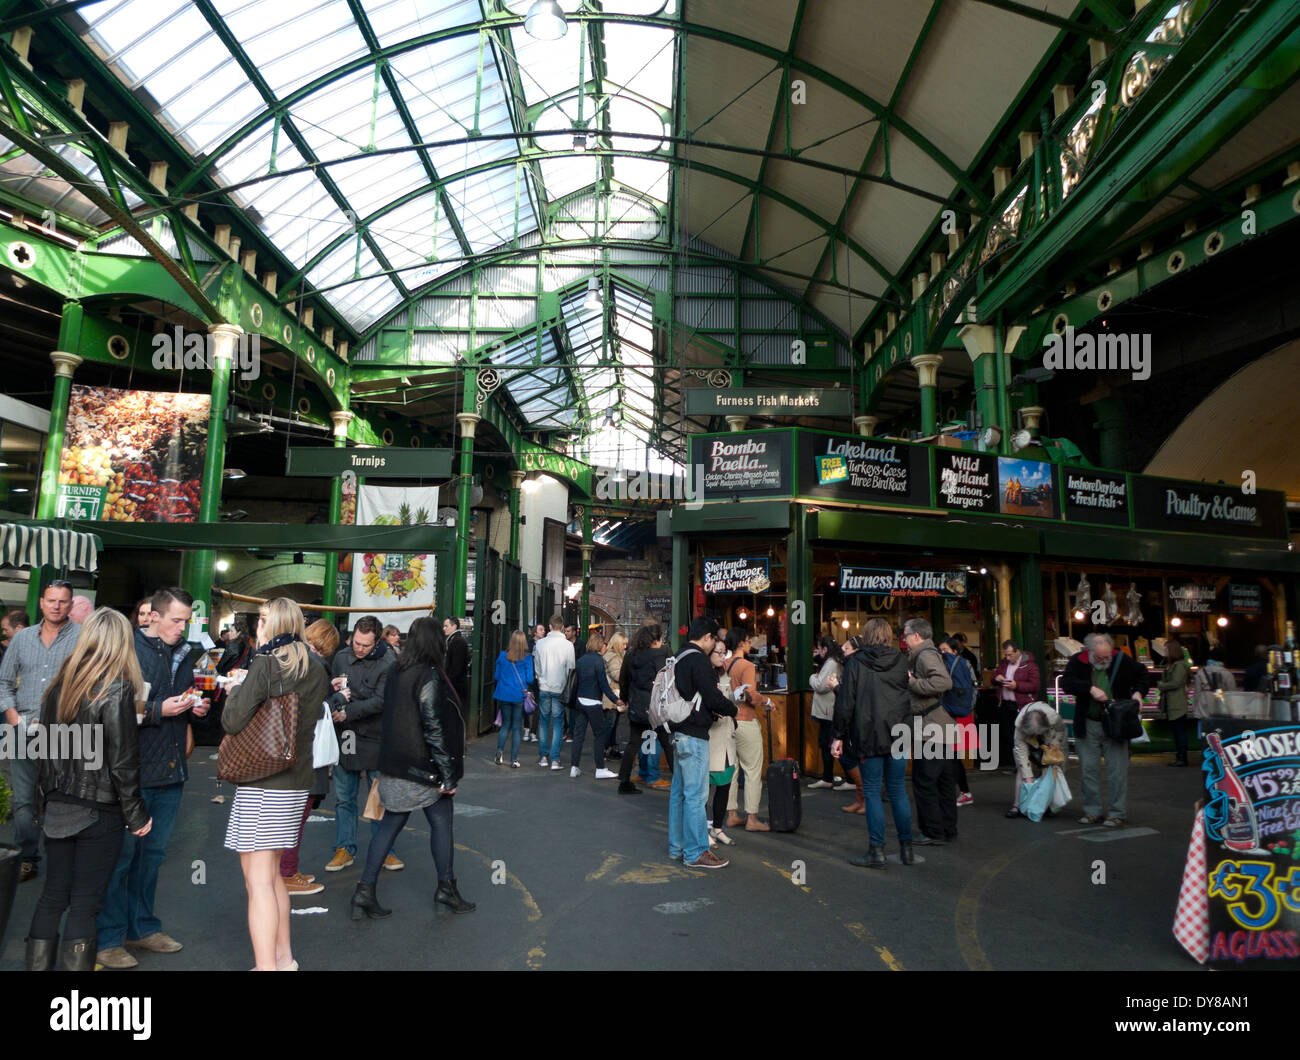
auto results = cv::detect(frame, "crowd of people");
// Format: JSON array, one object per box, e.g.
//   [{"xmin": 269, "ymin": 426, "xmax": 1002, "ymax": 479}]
[{"xmin": 0, "ymin": 580, "xmax": 1256, "ymax": 966}]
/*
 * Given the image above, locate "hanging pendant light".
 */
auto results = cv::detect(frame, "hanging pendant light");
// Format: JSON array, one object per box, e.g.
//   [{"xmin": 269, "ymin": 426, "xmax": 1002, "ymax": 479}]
[
  {"xmin": 583, "ymin": 275, "xmax": 603, "ymax": 313},
  {"xmin": 524, "ymin": 0, "xmax": 568, "ymax": 40}
]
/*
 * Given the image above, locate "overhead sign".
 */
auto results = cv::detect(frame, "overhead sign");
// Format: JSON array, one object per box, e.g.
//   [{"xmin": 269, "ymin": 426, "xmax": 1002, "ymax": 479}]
[
  {"xmin": 684, "ymin": 387, "xmax": 852, "ymax": 417},
  {"xmin": 934, "ymin": 451, "xmax": 997, "ymax": 513},
  {"xmin": 1061, "ymin": 467, "xmax": 1130, "ymax": 527},
  {"xmin": 286, "ymin": 447, "xmax": 453, "ymax": 479},
  {"xmin": 840, "ymin": 566, "xmax": 968, "ymax": 598},
  {"xmin": 1132, "ymin": 476, "xmax": 1288, "ymax": 540},
  {"xmin": 703, "ymin": 556, "xmax": 771, "ymax": 594},
  {"xmin": 1228, "ymin": 583, "xmax": 1262, "ymax": 615},
  {"xmin": 797, "ymin": 431, "xmax": 931, "ymax": 508},
  {"xmin": 691, "ymin": 431, "xmax": 792, "ymax": 500},
  {"xmin": 1169, "ymin": 583, "xmax": 1216, "ymax": 614}
]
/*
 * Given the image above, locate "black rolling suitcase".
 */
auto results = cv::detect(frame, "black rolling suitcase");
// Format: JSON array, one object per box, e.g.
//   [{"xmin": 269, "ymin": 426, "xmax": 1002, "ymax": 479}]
[{"xmin": 763, "ymin": 705, "xmax": 801, "ymax": 832}]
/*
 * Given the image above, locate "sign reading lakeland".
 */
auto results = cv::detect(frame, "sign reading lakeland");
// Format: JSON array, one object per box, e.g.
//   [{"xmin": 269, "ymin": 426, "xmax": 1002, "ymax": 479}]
[
  {"xmin": 1132, "ymin": 476, "xmax": 1287, "ymax": 540},
  {"xmin": 703, "ymin": 556, "xmax": 771, "ymax": 594},
  {"xmin": 691, "ymin": 431, "xmax": 791, "ymax": 500},
  {"xmin": 840, "ymin": 566, "xmax": 968, "ymax": 598},
  {"xmin": 797, "ymin": 432, "xmax": 930, "ymax": 507}
]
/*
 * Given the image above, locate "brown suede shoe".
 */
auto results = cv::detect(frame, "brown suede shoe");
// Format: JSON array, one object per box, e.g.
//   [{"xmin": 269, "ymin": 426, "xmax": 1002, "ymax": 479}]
[
  {"xmin": 687, "ymin": 849, "xmax": 729, "ymax": 869},
  {"xmin": 283, "ymin": 872, "xmax": 324, "ymax": 896},
  {"xmin": 126, "ymin": 932, "xmax": 182, "ymax": 953},
  {"xmin": 725, "ymin": 811, "xmax": 747, "ymax": 828},
  {"xmin": 325, "ymin": 847, "xmax": 354, "ymax": 872},
  {"xmin": 649, "ymin": 779, "xmax": 672, "ymax": 790},
  {"xmin": 96, "ymin": 947, "xmax": 138, "ymax": 970},
  {"xmin": 841, "ymin": 801, "xmax": 866, "ymax": 814},
  {"xmin": 745, "ymin": 815, "xmax": 771, "ymax": 832}
]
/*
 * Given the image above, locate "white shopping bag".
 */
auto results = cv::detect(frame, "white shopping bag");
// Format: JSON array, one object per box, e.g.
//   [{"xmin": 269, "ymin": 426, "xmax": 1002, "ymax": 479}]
[
  {"xmin": 312, "ymin": 703, "xmax": 340, "ymax": 768},
  {"xmin": 1049, "ymin": 765, "xmax": 1072, "ymax": 811}
]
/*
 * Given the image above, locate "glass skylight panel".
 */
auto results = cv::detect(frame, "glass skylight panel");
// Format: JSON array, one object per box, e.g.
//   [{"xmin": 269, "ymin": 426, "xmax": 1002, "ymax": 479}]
[
  {"xmin": 449, "ymin": 169, "xmax": 529, "ymax": 252},
  {"xmin": 291, "ymin": 68, "xmax": 385, "ymax": 162},
  {"xmin": 329, "ymin": 155, "xmax": 428, "ymax": 219},
  {"xmin": 330, "ymin": 274, "xmax": 404, "ymax": 331},
  {"xmin": 365, "ymin": 0, "xmax": 482, "ymax": 47},
  {"xmin": 115, "ymin": 4, "xmax": 210, "ymax": 86},
  {"xmin": 508, "ymin": 24, "xmax": 591, "ymax": 110},
  {"xmin": 215, "ymin": 0, "xmax": 368, "ymax": 98},
  {"xmin": 603, "ymin": 23, "xmax": 675, "ymax": 107},
  {"xmin": 371, "ymin": 193, "xmax": 464, "ymax": 275},
  {"xmin": 158, "ymin": 70, "xmax": 265, "ymax": 158},
  {"xmin": 538, "ymin": 155, "xmax": 599, "ymax": 202},
  {"xmin": 613, "ymin": 157, "xmax": 670, "ymax": 202}
]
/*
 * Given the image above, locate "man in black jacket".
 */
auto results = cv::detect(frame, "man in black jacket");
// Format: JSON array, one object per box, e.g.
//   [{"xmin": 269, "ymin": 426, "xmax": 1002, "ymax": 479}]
[
  {"xmin": 1062, "ymin": 632, "xmax": 1150, "ymax": 827},
  {"xmin": 443, "ymin": 616, "xmax": 469, "ymax": 717},
  {"xmin": 326, "ymin": 615, "xmax": 399, "ymax": 873},
  {"xmin": 96, "ymin": 587, "xmax": 207, "ymax": 970},
  {"xmin": 667, "ymin": 617, "xmax": 736, "ymax": 869}
]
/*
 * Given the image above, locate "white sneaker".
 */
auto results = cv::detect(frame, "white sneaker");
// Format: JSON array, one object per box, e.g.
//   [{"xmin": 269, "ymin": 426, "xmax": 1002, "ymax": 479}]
[
  {"xmin": 539, "ymin": 757, "xmax": 550, "ymax": 768},
  {"xmin": 551, "ymin": 761, "xmax": 563, "ymax": 771},
  {"xmin": 570, "ymin": 766, "xmax": 581, "ymax": 777},
  {"xmin": 807, "ymin": 779, "xmax": 833, "ymax": 790},
  {"xmin": 594, "ymin": 768, "xmax": 618, "ymax": 779}
]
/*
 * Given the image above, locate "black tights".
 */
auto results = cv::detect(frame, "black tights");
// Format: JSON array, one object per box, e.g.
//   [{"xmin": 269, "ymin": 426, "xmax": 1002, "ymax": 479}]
[
  {"xmin": 361, "ymin": 796, "xmax": 454, "ymax": 884},
  {"xmin": 711, "ymin": 783, "xmax": 729, "ymax": 829}
]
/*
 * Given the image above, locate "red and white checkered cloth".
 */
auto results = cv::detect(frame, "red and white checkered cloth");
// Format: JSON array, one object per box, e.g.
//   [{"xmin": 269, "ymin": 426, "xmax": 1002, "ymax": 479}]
[{"xmin": 1172, "ymin": 808, "xmax": 1209, "ymax": 964}]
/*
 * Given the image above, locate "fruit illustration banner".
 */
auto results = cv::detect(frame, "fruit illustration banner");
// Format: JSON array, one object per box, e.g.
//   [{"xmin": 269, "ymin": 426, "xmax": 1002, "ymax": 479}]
[
  {"xmin": 1201, "ymin": 723, "xmax": 1300, "ymax": 968},
  {"xmin": 349, "ymin": 485, "xmax": 437, "ymax": 633},
  {"xmin": 57, "ymin": 386, "xmax": 210, "ymax": 522}
]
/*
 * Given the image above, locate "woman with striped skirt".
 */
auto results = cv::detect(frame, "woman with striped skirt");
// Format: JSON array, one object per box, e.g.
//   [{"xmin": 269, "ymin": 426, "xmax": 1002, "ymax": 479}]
[{"xmin": 221, "ymin": 598, "xmax": 329, "ymax": 970}]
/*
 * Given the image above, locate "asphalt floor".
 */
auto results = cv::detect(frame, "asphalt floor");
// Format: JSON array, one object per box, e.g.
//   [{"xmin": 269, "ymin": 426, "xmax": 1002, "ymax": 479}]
[{"xmin": 1, "ymin": 740, "xmax": 1209, "ymax": 971}]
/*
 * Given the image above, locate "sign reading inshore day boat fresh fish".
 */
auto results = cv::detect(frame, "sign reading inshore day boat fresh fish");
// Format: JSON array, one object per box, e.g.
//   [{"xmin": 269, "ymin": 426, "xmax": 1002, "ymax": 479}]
[
  {"xmin": 702, "ymin": 556, "xmax": 770, "ymax": 594},
  {"xmin": 1061, "ymin": 466, "xmax": 1129, "ymax": 526},
  {"xmin": 839, "ymin": 566, "xmax": 968, "ymax": 598}
]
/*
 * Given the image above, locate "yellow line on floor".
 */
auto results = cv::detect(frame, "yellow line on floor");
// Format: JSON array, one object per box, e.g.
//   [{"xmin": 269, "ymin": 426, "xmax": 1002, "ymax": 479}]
[
  {"xmin": 586, "ymin": 853, "xmax": 624, "ymax": 882},
  {"xmin": 761, "ymin": 859, "xmax": 811, "ymax": 894},
  {"xmin": 954, "ymin": 852, "xmax": 1017, "ymax": 971},
  {"xmin": 526, "ymin": 946, "xmax": 545, "ymax": 969}
]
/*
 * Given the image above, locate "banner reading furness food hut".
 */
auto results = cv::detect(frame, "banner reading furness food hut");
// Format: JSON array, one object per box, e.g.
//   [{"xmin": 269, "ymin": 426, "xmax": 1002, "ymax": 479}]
[{"xmin": 348, "ymin": 485, "xmax": 437, "ymax": 633}]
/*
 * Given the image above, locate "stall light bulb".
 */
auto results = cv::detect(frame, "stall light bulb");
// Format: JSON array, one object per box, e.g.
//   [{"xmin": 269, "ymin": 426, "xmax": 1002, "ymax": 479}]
[
  {"xmin": 766, "ymin": 606, "xmax": 775, "ymax": 617},
  {"xmin": 841, "ymin": 618, "xmax": 850, "ymax": 630},
  {"xmin": 1072, "ymin": 608, "xmax": 1086, "ymax": 621},
  {"xmin": 215, "ymin": 560, "xmax": 230, "ymax": 573},
  {"xmin": 1170, "ymin": 616, "xmax": 1183, "ymax": 628},
  {"xmin": 1216, "ymin": 616, "xmax": 1228, "ymax": 628},
  {"xmin": 738, "ymin": 608, "xmax": 747, "ymax": 620}
]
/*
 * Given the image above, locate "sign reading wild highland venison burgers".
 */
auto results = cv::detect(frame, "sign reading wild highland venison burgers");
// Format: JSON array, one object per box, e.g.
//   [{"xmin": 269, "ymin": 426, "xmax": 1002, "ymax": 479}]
[
  {"xmin": 934, "ymin": 451, "xmax": 997, "ymax": 513},
  {"xmin": 690, "ymin": 431, "xmax": 792, "ymax": 500},
  {"xmin": 1131, "ymin": 476, "xmax": 1288, "ymax": 540},
  {"xmin": 797, "ymin": 431, "xmax": 931, "ymax": 507}
]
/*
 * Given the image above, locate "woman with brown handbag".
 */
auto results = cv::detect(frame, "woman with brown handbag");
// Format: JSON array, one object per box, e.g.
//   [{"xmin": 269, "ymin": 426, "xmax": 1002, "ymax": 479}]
[{"xmin": 221, "ymin": 598, "xmax": 329, "ymax": 970}]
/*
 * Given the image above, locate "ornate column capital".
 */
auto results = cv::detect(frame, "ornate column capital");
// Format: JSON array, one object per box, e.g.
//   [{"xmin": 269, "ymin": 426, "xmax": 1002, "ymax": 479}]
[
  {"xmin": 724, "ymin": 415, "xmax": 749, "ymax": 433},
  {"xmin": 455, "ymin": 412, "xmax": 481, "ymax": 440},
  {"xmin": 49, "ymin": 351, "xmax": 82, "ymax": 379}
]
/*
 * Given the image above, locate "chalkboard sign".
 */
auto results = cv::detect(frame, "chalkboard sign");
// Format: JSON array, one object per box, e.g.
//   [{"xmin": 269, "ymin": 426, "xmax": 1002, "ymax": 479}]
[
  {"xmin": 796, "ymin": 431, "xmax": 931, "ymax": 507},
  {"xmin": 702, "ymin": 556, "xmax": 771, "ymax": 594},
  {"xmin": 934, "ymin": 451, "xmax": 997, "ymax": 513},
  {"xmin": 1132, "ymin": 476, "xmax": 1288, "ymax": 540},
  {"xmin": 1061, "ymin": 466, "xmax": 1129, "ymax": 527},
  {"xmin": 690, "ymin": 432, "xmax": 792, "ymax": 500},
  {"xmin": 1202, "ymin": 722, "xmax": 1300, "ymax": 968}
]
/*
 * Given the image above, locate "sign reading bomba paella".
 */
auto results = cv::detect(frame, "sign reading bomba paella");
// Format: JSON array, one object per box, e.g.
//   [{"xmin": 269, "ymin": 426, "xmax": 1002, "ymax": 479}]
[
  {"xmin": 702, "ymin": 556, "xmax": 770, "ymax": 594},
  {"xmin": 690, "ymin": 431, "xmax": 791, "ymax": 500},
  {"xmin": 839, "ymin": 566, "xmax": 967, "ymax": 598},
  {"xmin": 57, "ymin": 386, "xmax": 210, "ymax": 522},
  {"xmin": 1132, "ymin": 476, "xmax": 1287, "ymax": 540},
  {"xmin": 796, "ymin": 431, "xmax": 930, "ymax": 507}
]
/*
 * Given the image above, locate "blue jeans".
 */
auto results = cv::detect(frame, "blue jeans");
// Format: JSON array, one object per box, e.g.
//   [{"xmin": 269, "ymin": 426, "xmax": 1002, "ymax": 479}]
[
  {"xmin": 863, "ymin": 754, "xmax": 912, "ymax": 847},
  {"xmin": 538, "ymin": 691, "xmax": 565, "ymax": 762},
  {"xmin": 7, "ymin": 752, "xmax": 42, "ymax": 864},
  {"xmin": 668, "ymin": 733, "xmax": 710, "ymax": 863},
  {"xmin": 639, "ymin": 731, "xmax": 661, "ymax": 783},
  {"xmin": 333, "ymin": 766, "xmax": 397, "ymax": 858},
  {"xmin": 96, "ymin": 783, "xmax": 184, "ymax": 949},
  {"xmin": 496, "ymin": 699, "xmax": 524, "ymax": 761}
]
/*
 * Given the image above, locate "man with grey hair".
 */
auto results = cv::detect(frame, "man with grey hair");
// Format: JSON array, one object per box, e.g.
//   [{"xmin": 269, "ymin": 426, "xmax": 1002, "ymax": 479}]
[
  {"xmin": 1061, "ymin": 632, "xmax": 1150, "ymax": 827},
  {"xmin": 69, "ymin": 595, "xmax": 93, "ymax": 625},
  {"xmin": 902, "ymin": 616, "xmax": 957, "ymax": 845}
]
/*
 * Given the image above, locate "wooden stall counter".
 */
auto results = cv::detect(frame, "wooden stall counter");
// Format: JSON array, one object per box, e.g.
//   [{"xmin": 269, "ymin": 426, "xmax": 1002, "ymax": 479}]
[{"xmin": 754, "ymin": 689, "xmax": 849, "ymax": 783}]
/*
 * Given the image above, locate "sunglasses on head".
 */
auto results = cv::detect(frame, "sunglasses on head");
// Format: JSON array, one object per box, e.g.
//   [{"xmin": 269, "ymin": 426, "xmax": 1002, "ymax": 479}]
[{"xmin": 46, "ymin": 580, "xmax": 73, "ymax": 591}]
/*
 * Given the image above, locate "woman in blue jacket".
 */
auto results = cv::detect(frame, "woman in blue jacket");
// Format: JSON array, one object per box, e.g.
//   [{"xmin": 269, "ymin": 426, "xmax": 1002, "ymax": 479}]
[{"xmin": 493, "ymin": 631, "xmax": 534, "ymax": 768}]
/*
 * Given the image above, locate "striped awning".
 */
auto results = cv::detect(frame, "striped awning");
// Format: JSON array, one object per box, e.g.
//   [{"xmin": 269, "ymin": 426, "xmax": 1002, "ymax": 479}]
[{"xmin": 0, "ymin": 524, "xmax": 99, "ymax": 573}]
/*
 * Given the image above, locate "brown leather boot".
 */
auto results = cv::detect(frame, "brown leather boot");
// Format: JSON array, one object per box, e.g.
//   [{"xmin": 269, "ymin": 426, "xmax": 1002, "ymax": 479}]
[{"xmin": 841, "ymin": 766, "xmax": 865, "ymax": 814}]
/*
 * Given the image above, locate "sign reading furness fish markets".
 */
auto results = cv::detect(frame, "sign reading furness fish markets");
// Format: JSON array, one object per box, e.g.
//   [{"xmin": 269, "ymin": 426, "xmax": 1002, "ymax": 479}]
[
  {"xmin": 690, "ymin": 431, "xmax": 792, "ymax": 500},
  {"xmin": 684, "ymin": 387, "xmax": 853, "ymax": 417},
  {"xmin": 797, "ymin": 431, "xmax": 931, "ymax": 507},
  {"xmin": 703, "ymin": 556, "xmax": 771, "ymax": 594},
  {"xmin": 839, "ymin": 566, "xmax": 968, "ymax": 598}
]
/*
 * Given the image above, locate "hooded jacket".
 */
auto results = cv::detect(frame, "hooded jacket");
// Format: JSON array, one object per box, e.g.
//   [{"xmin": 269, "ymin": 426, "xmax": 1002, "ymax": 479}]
[
  {"xmin": 833, "ymin": 645, "xmax": 912, "ymax": 758},
  {"xmin": 330, "ymin": 639, "xmax": 397, "ymax": 771}
]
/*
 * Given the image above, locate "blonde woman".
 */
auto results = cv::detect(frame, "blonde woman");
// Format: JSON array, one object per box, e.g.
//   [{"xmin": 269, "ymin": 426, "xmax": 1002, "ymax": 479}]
[
  {"xmin": 222, "ymin": 598, "xmax": 329, "ymax": 970},
  {"xmin": 492, "ymin": 630, "xmax": 534, "ymax": 767},
  {"xmin": 601, "ymin": 631, "xmax": 628, "ymax": 760},
  {"xmin": 27, "ymin": 608, "xmax": 152, "ymax": 971}
]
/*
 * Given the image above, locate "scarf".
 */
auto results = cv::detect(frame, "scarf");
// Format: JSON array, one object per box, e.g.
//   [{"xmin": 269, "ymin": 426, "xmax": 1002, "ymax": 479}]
[{"xmin": 255, "ymin": 632, "xmax": 302, "ymax": 655}]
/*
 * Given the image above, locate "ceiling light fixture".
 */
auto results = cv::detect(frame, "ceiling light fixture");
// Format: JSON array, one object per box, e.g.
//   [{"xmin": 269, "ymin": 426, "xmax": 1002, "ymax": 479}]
[
  {"xmin": 1170, "ymin": 616, "xmax": 1183, "ymax": 628},
  {"xmin": 583, "ymin": 275, "xmax": 603, "ymax": 313},
  {"xmin": 223, "ymin": 468, "xmax": 246, "ymax": 480},
  {"xmin": 524, "ymin": 0, "xmax": 568, "ymax": 41},
  {"xmin": 1216, "ymin": 616, "xmax": 1229, "ymax": 628},
  {"xmin": 737, "ymin": 608, "xmax": 747, "ymax": 620},
  {"xmin": 841, "ymin": 617, "xmax": 850, "ymax": 630}
]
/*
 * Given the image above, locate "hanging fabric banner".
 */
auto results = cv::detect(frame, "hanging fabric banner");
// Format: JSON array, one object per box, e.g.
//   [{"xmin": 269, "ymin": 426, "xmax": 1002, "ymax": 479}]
[{"xmin": 349, "ymin": 485, "xmax": 438, "ymax": 632}]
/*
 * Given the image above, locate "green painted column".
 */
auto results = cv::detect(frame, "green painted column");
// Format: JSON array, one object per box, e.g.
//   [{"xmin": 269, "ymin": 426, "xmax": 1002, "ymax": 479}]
[
  {"xmin": 670, "ymin": 531, "xmax": 690, "ymax": 651},
  {"xmin": 452, "ymin": 411, "xmax": 480, "ymax": 616},
  {"xmin": 28, "ymin": 343, "xmax": 83, "ymax": 617},
  {"xmin": 508, "ymin": 469, "xmax": 525, "ymax": 562},
  {"xmin": 180, "ymin": 323, "xmax": 241, "ymax": 621},
  {"xmin": 321, "ymin": 409, "xmax": 354, "ymax": 622},
  {"xmin": 785, "ymin": 506, "xmax": 813, "ymax": 694},
  {"xmin": 912, "ymin": 354, "xmax": 944, "ymax": 436},
  {"xmin": 1019, "ymin": 553, "xmax": 1044, "ymax": 662},
  {"xmin": 1093, "ymin": 397, "xmax": 1127, "ymax": 470},
  {"xmin": 580, "ymin": 505, "xmax": 593, "ymax": 634}
]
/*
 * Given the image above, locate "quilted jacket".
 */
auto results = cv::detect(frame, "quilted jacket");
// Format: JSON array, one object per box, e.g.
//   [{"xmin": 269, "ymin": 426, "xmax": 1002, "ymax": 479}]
[{"xmin": 135, "ymin": 627, "xmax": 198, "ymax": 788}]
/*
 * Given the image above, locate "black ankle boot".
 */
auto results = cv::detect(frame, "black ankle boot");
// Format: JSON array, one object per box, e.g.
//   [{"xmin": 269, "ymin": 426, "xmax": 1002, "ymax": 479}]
[
  {"xmin": 900, "ymin": 842, "xmax": 915, "ymax": 865},
  {"xmin": 848, "ymin": 845, "xmax": 887, "ymax": 869},
  {"xmin": 25, "ymin": 937, "xmax": 57, "ymax": 972},
  {"xmin": 350, "ymin": 882, "xmax": 392, "ymax": 920},
  {"xmin": 435, "ymin": 877, "xmax": 476, "ymax": 913},
  {"xmin": 59, "ymin": 938, "xmax": 95, "ymax": 972}
]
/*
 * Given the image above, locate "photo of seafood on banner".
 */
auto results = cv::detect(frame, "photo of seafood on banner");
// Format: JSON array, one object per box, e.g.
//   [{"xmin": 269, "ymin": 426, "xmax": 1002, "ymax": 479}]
[
  {"xmin": 345, "ymin": 484, "xmax": 438, "ymax": 632},
  {"xmin": 54, "ymin": 386, "xmax": 210, "ymax": 522}
]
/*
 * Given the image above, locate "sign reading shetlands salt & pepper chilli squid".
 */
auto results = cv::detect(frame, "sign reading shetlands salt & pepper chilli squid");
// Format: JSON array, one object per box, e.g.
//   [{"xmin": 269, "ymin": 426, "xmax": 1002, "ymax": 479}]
[
  {"xmin": 839, "ymin": 566, "xmax": 968, "ymax": 598},
  {"xmin": 703, "ymin": 556, "xmax": 771, "ymax": 594},
  {"xmin": 690, "ymin": 431, "xmax": 792, "ymax": 500},
  {"xmin": 797, "ymin": 431, "xmax": 931, "ymax": 507}
]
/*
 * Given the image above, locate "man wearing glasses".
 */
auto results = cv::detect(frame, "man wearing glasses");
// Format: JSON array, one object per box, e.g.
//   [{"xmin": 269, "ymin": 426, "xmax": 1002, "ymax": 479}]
[{"xmin": 0, "ymin": 580, "xmax": 81, "ymax": 882}]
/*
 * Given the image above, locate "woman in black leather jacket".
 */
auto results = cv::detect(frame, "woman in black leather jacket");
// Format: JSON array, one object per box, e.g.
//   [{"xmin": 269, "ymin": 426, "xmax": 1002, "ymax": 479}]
[
  {"xmin": 350, "ymin": 617, "xmax": 473, "ymax": 920},
  {"xmin": 27, "ymin": 608, "xmax": 152, "ymax": 971}
]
